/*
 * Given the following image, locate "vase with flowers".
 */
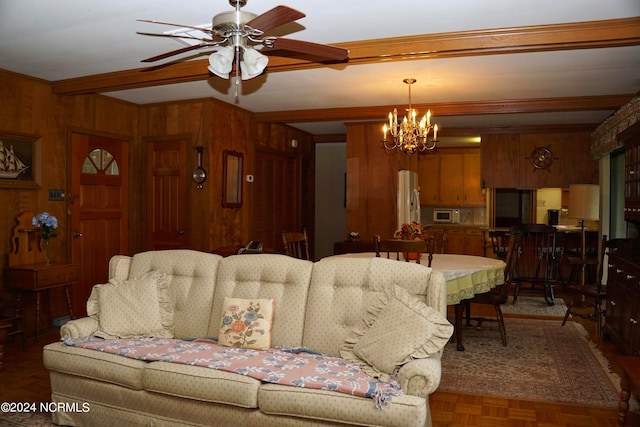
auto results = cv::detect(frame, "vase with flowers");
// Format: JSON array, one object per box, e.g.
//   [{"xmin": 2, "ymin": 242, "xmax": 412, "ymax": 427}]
[
  {"xmin": 393, "ymin": 221, "xmax": 424, "ymax": 260},
  {"xmin": 32, "ymin": 212, "xmax": 58, "ymax": 266}
]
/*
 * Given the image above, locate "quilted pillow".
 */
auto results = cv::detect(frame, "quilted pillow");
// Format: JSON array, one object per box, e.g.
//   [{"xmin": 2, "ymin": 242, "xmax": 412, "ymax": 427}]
[
  {"xmin": 86, "ymin": 270, "xmax": 173, "ymax": 339},
  {"xmin": 218, "ymin": 297, "xmax": 274, "ymax": 350},
  {"xmin": 340, "ymin": 284, "xmax": 453, "ymax": 381}
]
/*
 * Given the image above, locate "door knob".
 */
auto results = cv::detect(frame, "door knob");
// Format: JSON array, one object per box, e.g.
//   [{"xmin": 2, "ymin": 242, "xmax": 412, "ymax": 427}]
[
  {"xmin": 178, "ymin": 230, "xmax": 186, "ymax": 235},
  {"xmin": 73, "ymin": 232, "xmax": 83, "ymax": 238}
]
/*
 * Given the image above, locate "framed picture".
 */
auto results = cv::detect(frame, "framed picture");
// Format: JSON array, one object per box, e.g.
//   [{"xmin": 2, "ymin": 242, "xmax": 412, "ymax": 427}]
[
  {"xmin": 222, "ymin": 150, "xmax": 243, "ymax": 208},
  {"xmin": 0, "ymin": 132, "xmax": 41, "ymax": 189}
]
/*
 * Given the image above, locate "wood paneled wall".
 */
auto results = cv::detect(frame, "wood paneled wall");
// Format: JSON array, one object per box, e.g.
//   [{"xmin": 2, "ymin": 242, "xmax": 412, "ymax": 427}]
[
  {"xmin": 0, "ymin": 70, "xmax": 315, "ymax": 295},
  {"xmin": 481, "ymin": 132, "xmax": 599, "ymax": 188},
  {"xmin": 346, "ymin": 122, "xmax": 403, "ymax": 241},
  {"xmin": 0, "ymin": 71, "xmax": 138, "ymax": 271}
]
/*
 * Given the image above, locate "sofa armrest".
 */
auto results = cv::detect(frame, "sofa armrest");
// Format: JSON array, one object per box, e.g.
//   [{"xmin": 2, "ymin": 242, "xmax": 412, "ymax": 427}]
[
  {"xmin": 396, "ymin": 356, "xmax": 442, "ymax": 398},
  {"xmin": 60, "ymin": 317, "xmax": 99, "ymax": 339}
]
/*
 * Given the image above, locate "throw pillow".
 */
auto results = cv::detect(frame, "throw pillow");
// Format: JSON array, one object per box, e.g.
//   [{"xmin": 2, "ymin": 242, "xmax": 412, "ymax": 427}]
[
  {"xmin": 87, "ymin": 270, "xmax": 174, "ymax": 339},
  {"xmin": 340, "ymin": 284, "xmax": 453, "ymax": 381},
  {"xmin": 218, "ymin": 297, "xmax": 274, "ymax": 350}
]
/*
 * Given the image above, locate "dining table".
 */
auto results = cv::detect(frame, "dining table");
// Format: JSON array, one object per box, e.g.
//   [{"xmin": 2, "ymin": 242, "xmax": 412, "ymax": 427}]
[{"xmin": 328, "ymin": 252, "xmax": 506, "ymax": 351}]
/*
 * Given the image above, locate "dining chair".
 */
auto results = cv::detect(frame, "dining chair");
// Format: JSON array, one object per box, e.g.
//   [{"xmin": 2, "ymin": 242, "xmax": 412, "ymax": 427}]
[
  {"xmin": 562, "ymin": 235, "xmax": 632, "ymax": 337},
  {"xmin": 374, "ymin": 235, "xmax": 429, "ymax": 264},
  {"xmin": 422, "ymin": 226, "xmax": 447, "ymax": 254},
  {"xmin": 461, "ymin": 231, "xmax": 520, "ymax": 346},
  {"xmin": 509, "ymin": 224, "xmax": 563, "ymax": 306},
  {"xmin": 281, "ymin": 229, "xmax": 310, "ymax": 260},
  {"xmin": 488, "ymin": 230, "xmax": 510, "ymax": 260}
]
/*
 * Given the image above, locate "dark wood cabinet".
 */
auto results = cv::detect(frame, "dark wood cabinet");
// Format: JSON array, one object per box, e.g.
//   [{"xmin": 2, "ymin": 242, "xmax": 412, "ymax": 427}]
[
  {"xmin": 444, "ymin": 227, "xmax": 486, "ymax": 256},
  {"xmin": 604, "ymin": 252, "xmax": 640, "ymax": 355},
  {"xmin": 621, "ymin": 123, "xmax": 640, "ymax": 222}
]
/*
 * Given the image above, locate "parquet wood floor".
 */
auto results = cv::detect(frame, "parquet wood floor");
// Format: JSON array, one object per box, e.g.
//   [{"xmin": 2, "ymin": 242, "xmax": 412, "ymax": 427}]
[{"xmin": 0, "ymin": 290, "xmax": 638, "ymax": 426}]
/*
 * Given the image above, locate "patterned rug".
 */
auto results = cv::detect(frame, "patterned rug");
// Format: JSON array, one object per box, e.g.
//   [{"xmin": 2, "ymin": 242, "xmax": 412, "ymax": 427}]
[
  {"xmin": 0, "ymin": 412, "xmax": 54, "ymax": 426},
  {"xmin": 500, "ymin": 296, "xmax": 567, "ymax": 319},
  {"xmin": 439, "ymin": 318, "xmax": 622, "ymax": 408}
]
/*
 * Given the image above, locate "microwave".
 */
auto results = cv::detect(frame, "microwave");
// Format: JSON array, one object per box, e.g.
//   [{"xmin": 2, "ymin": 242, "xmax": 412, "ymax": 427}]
[{"xmin": 433, "ymin": 209, "xmax": 460, "ymax": 224}]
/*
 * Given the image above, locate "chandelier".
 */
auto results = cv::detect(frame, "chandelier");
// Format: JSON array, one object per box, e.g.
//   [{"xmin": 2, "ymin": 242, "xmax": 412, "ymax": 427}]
[{"xmin": 382, "ymin": 78, "xmax": 439, "ymax": 155}]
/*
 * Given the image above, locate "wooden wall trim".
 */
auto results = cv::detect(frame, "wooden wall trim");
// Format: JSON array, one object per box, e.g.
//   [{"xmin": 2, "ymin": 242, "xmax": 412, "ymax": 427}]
[
  {"xmin": 51, "ymin": 17, "xmax": 640, "ymax": 96},
  {"xmin": 254, "ymin": 94, "xmax": 634, "ymax": 124}
]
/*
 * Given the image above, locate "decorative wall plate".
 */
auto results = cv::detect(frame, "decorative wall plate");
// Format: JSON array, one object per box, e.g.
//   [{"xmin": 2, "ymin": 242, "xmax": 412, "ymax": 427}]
[{"xmin": 527, "ymin": 145, "xmax": 556, "ymax": 171}]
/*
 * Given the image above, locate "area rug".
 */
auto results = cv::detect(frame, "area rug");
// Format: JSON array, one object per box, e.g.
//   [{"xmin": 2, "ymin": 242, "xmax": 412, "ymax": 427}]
[
  {"xmin": 0, "ymin": 412, "xmax": 54, "ymax": 426},
  {"xmin": 439, "ymin": 318, "xmax": 621, "ymax": 408},
  {"xmin": 500, "ymin": 296, "xmax": 567, "ymax": 319}
]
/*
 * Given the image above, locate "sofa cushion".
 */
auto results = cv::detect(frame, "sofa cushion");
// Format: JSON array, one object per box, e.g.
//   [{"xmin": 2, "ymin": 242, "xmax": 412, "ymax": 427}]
[
  {"xmin": 126, "ymin": 250, "xmax": 223, "ymax": 339},
  {"xmin": 218, "ymin": 297, "xmax": 274, "ymax": 350},
  {"xmin": 340, "ymin": 284, "xmax": 453, "ymax": 381},
  {"xmin": 258, "ymin": 383, "xmax": 427, "ymax": 427},
  {"xmin": 143, "ymin": 361, "xmax": 261, "ymax": 408},
  {"xmin": 210, "ymin": 254, "xmax": 313, "ymax": 347},
  {"xmin": 43, "ymin": 342, "xmax": 147, "ymax": 390},
  {"xmin": 87, "ymin": 270, "xmax": 173, "ymax": 339},
  {"xmin": 303, "ymin": 257, "xmax": 438, "ymax": 357}
]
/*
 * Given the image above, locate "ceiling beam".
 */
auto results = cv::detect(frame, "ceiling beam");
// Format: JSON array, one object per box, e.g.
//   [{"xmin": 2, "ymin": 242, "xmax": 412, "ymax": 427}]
[
  {"xmin": 51, "ymin": 17, "xmax": 640, "ymax": 96},
  {"xmin": 253, "ymin": 94, "xmax": 635, "ymax": 123}
]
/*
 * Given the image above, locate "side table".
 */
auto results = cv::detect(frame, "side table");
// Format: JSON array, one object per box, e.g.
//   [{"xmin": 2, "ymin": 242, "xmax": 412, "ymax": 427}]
[
  {"xmin": 618, "ymin": 355, "xmax": 640, "ymax": 426},
  {"xmin": 4, "ymin": 263, "xmax": 78, "ymax": 342}
]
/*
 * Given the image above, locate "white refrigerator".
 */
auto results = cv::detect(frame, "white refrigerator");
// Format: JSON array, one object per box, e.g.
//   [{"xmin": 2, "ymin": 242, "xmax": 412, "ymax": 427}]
[{"xmin": 397, "ymin": 170, "xmax": 421, "ymax": 229}]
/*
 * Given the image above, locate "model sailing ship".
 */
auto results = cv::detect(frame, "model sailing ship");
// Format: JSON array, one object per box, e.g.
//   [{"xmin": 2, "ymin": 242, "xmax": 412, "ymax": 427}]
[{"xmin": 0, "ymin": 140, "xmax": 29, "ymax": 179}]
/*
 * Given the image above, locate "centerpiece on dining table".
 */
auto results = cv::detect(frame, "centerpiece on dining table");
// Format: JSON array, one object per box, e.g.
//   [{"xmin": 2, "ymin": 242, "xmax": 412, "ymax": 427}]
[{"xmin": 394, "ymin": 221, "xmax": 424, "ymax": 261}]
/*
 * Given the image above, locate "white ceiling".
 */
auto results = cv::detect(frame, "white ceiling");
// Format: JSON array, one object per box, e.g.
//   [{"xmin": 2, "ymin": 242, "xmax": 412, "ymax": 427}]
[{"xmin": 1, "ymin": 0, "xmax": 639, "ymax": 136}]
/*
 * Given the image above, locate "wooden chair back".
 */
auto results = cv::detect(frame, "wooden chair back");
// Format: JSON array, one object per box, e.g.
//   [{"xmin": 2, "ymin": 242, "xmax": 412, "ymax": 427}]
[
  {"xmin": 281, "ymin": 229, "xmax": 310, "ymax": 260},
  {"xmin": 422, "ymin": 227, "xmax": 447, "ymax": 254},
  {"xmin": 374, "ymin": 235, "xmax": 429, "ymax": 264},
  {"xmin": 489, "ymin": 230, "xmax": 510, "ymax": 260}
]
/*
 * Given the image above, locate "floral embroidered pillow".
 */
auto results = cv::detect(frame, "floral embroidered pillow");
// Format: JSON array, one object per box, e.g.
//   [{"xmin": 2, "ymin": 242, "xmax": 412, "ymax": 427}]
[{"xmin": 218, "ymin": 297, "xmax": 274, "ymax": 350}]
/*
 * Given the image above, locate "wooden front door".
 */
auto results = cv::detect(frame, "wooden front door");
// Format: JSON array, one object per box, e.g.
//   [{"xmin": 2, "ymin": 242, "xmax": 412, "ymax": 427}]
[
  {"xmin": 252, "ymin": 149, "xmax": 300, "ymax": 252},
  {"xmin": 70, "ymin": 133, "xmax": 129, "ymax": 316},
  {"xmin": 146, "ymin": 138, "xmax": 188, "ymax": 250}
]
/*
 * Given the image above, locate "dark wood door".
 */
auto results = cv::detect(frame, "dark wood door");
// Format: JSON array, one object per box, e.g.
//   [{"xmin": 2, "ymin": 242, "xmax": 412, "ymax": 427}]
[
  {"xmin": 146, "ymin": 138, "xmax": 188, "ymax": 250},
  {"xmin": 70, "ymin": 133, "xmax": 129, "ymax": 316},
  {"xmin": 252, "ymin": 149, "xmax": 299, "ymax": 252}
]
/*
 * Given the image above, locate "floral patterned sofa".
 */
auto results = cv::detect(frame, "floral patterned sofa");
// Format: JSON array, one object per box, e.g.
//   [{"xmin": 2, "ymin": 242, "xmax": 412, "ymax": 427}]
[{"xmin": 43, "ymin": 250, "xmax": 452, "ymax": 427}]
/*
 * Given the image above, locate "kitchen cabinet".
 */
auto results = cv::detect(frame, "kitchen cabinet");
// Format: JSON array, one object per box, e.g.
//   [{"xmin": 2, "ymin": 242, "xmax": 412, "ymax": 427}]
[
  {"xmin": 418, "ymin": 148, "xmax": 484, "ymax": 207},
  {"xmin": 463, "ymin": 152, "xmax": 485, "ymax": 206},
  {"xmin": 439, "ymin": 154, "xmax": 464, "ymax": 205},
  {"xmin": 604, "ymin": 252, "xmax": 640, "ymax": 355},
  {"xmin": 445, "ymin": 227, "xmax": 486, "ymax": 256},
  {"xmin": 418, "ymin": 154, "xmax": 440, "ymax": 205}
]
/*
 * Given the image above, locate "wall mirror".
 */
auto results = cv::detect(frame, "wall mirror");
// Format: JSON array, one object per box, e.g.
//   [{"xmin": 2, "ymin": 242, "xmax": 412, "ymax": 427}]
[{"xmin": 222, "ymin": 150, "xmax": 243, "ymax": 208}]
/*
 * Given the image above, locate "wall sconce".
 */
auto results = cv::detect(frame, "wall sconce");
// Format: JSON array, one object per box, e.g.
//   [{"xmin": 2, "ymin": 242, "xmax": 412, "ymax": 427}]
[{"xmin": 193, "ymin": 146, "xmax": 207, "ymax": 189}]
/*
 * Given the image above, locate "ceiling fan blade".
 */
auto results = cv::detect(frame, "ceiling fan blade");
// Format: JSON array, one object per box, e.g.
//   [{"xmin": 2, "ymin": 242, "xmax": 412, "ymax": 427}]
[
  {"xmin": 137, "ymin": 19, "xmax": 214, "ymax": 34},
  {"xmin": 245, "ymin": 6, "xmax": 305, "ymax": 32},
  {"xmin": 137, "ymin": 31, "xmax": 211, "ymax": 43},
  {"xmin": 271, "ymin": 38, "xmax": 348, "ymax": 61},
  {"xmin": 141, "ymin": 43, "xmax": 215, "ymax": 62}
]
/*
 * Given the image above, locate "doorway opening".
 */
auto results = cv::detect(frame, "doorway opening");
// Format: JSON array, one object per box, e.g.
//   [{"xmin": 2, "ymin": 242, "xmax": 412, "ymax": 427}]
[{"xmin": 494, "ymin": 188, "xmax": 533, "ymax": 228}]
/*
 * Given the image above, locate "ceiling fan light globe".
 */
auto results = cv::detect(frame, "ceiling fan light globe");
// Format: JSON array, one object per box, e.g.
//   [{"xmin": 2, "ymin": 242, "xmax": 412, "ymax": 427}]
[
  {"xmin": 208, "ymin": 46, "xmax": 235, "ymax": 79},
  {"xmin": 240, "ymin": 47, "xmax": 268, "ymax": 80}
]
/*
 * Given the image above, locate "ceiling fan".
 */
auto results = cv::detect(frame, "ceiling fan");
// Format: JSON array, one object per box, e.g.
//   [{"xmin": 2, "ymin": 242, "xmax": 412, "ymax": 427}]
[{"xmin": 137, "ymin": 0, "xmax": 349, "ymax": 81}]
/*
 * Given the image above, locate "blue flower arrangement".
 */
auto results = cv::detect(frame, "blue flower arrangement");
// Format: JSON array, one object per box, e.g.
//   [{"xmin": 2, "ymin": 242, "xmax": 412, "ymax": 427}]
[{"xmin": 32, "ymin": 212, "xmax": 58, "ymax": 241}]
